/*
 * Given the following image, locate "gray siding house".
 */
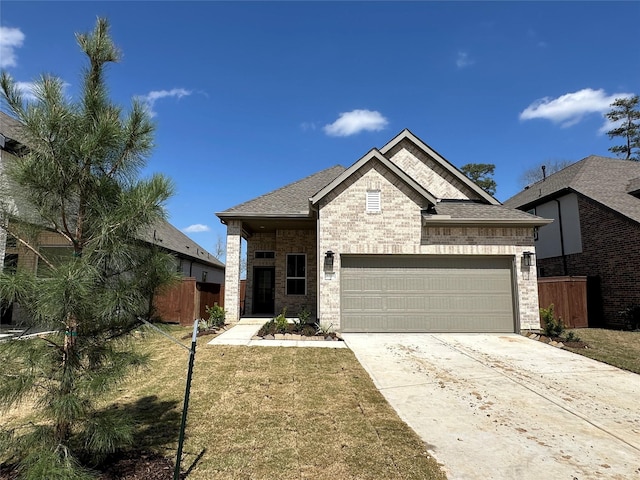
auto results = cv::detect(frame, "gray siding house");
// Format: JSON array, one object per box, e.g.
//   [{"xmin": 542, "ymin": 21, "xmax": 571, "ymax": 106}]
[
  {"xmin": 504, "ymin": 156, "xmax": 640, "ymax": 328},
  {"xmin": 218, "ymin": 129, "xmax": 550, "ymax": 333}
]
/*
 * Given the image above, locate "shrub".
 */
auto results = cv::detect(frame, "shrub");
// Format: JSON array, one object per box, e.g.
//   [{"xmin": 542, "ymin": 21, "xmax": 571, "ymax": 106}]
[
  {"xmin": 205, "ymin": 303, "xmax": 226, "ymax": 328},
  {"xmin": 541, "ymin": 304, "xmax": 565, "ymax": 338},
  {"xmin": 619, "ymin": 305, "xmax": 640, "ymax": 331},
  {"xmin": 315, "ymin": 320, "xmax": 335, "ymax": 336},
  {"xmin": 274, "ymin": 308, "xmax": 288, "ymax": 333},
  {"xmin": 565, "ymin": 330, "xmax": 581, "ymax": 342},
  {"xmin": 296, "ymin": 306, "xmax": 312, "ymax": 326}
]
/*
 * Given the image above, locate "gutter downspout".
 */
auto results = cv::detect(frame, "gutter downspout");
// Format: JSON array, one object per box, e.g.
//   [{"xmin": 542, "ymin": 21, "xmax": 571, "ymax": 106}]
[{"xmin": 553, "ymin": 198, "xmax": 568, "ymax": 276}]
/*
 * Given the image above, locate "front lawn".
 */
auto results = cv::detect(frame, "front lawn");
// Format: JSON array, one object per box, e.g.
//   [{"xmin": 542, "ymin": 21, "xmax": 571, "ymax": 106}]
[
  {"xmin": 565, "ymin": 328, "xmax": 640, "ymax": 374},
  {"xmin": 3, "ymin": 326, "xmax": 446, "ymax": 479}
]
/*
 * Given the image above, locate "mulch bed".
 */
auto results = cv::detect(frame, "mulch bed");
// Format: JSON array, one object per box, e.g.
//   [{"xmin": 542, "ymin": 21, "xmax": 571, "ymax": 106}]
[
  {"xmin": 1, "ymin": 451, "xmax": 185, "ymax": 480},
  {"xmin": 525, "ymin": 332, "xmax": 589, "ymax": 349},
  {"xmin": 97, "ymin": 451, "xmax": 185, "ymax": 480}
]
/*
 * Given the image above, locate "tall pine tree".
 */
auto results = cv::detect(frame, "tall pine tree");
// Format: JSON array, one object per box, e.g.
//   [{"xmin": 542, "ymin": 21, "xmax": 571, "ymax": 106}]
[
  {"xmin": 606, "ymin": 95, "xmax": 640, "ymax": 161},
  {"xmin": 0, "ymin": 18, "xmax": 178, "ymax": 478}
]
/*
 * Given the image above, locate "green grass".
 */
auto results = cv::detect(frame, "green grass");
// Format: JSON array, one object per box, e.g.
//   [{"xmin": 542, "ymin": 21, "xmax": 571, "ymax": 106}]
[
  {"xmin": 103, "ymin": 326, "xmax": 446, "ymax": 479},
  {"xmin": 565, "ymin": 328, "xmax": 640, "ymax": 374}
]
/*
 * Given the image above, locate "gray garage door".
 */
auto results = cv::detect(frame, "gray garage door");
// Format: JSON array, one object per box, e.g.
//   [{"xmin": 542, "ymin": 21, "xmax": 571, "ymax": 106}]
[{"xmin": 341, "ymin": 255, "xmax": 515, "ymax": 333}]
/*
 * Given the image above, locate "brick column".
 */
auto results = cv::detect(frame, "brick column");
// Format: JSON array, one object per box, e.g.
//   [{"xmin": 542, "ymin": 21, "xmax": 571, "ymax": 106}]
[{"xmin": 224, "ymin": 220, "xmax": 242, "ymax": 323}]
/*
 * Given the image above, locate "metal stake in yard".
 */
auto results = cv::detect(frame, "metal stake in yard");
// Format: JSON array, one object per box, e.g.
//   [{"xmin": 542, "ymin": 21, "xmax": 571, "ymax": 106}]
[{"xmin": 174, "ymin": 319, "xmax": 199, "ymax": 480}]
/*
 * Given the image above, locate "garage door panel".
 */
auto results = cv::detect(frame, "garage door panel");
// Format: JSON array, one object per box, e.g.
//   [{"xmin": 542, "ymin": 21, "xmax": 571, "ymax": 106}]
[{"xmin": 341, "ymin": 255, "xmax": 515, "ymax": 333}]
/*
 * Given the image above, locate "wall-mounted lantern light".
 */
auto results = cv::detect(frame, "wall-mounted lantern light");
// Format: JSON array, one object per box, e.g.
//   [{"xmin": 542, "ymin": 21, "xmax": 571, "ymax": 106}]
[
  {"xmin": 522, "ymin": 251, "xmax": 534, "ymax": 267},
  {"xmin": 324, "ymin": 250, "xmax": 335, "ymax": 273}
]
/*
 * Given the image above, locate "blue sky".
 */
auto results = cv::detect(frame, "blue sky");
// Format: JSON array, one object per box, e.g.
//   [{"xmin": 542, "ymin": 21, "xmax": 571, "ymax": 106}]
[{"xmin": 1, "ymin": 1, "xmax": 639, "ymax": 258}]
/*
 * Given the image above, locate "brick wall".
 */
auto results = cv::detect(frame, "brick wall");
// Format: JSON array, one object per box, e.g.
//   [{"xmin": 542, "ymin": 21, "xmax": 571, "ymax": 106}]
[
  {"xmin": 318, "ymin": 160, "xmax": 541, "ymax": 331},
  {"xmin": 245, "ymin": 228, "xmax": 317, "ymax": 318},
  {"xmin": 538, "ymin": 195, "xmax": 640, "ymax": 327}
]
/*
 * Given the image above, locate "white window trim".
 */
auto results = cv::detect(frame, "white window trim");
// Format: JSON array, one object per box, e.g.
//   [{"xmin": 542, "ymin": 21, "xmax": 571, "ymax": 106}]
[{"xmin": 286, "ymin": 253, "xmax": 306, "ymax": 295}]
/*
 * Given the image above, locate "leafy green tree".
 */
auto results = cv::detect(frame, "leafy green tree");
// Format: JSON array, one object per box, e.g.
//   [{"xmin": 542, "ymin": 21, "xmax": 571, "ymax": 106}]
[
  {"xmin": 0, "ymin": 18, "xmax": 177, "ymax": 478},
  {"xmin": 460, "ymin": 163, "xmax": 497, "ymax": 196},
  {"xmin": 605, "ymin": 95, "xmax": 640, "ymax": 161}
]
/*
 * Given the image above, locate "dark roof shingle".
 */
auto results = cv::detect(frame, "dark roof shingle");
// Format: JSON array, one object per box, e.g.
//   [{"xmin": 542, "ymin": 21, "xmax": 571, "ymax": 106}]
[
  {"xmin": 503, "ymin": 155, "xmax": 640, "ymax": 224},
  {"xmin": 218, "ymin": 165, "xmax": 346, "ymax": 217}
]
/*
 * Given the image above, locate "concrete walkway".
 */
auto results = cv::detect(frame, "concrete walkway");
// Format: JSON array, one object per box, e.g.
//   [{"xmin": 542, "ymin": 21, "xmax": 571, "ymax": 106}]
[
  {"xmin": 207, "ymin": 318, "xmax": 347, "ymax": 348},
  {"xmin": 342, "ymin": 332, "xmax": 640, "ymax": 480}
]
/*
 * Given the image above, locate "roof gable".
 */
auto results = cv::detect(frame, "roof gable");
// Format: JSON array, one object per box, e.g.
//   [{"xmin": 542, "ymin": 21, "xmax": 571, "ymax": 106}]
[
  {"xmin": 504, "ymin": 156, "xmax": 640, "ymax": 224},
  {"xmin": 309, "ymin": 148, "xmax": 438, "ymax": 207},
  {"xmin": 380, "ymin": 129, "xmax": 500, "ymax": 205}
]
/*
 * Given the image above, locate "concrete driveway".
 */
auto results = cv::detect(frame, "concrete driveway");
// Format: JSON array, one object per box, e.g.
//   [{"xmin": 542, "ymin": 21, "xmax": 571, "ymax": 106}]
[{"xmin": 342, "ymin": 333, "xmax": 640, "ymax": 480}]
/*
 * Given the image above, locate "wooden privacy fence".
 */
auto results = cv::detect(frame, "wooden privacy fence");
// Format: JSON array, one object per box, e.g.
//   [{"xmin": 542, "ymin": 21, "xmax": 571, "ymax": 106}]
[
  {"xmin": 154, "ymin": 278, "xmax": 224, "ymax": 326},
  {"xmin": 537, "ymin": 276, "xmax": 588, "ymax": 328}
]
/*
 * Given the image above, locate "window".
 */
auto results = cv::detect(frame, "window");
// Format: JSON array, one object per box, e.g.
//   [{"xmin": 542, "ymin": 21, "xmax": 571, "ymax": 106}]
[
  {"xmin": 286, "ymin": 254, "xmax": 306, "ymax": 295},
  {"xmin": 366, "ymin": 190, "xmax": 381, "ymax": 213},
  {"xmin": 255, "ymin": 251, "xmax": 275, "ymax": 259},
  {"xmin": 3, "ymin": 254, "xmax": 18, "ymax": 274},
  {"xmin": 5, "ymin": 235, "xmax": 17, "ymax": 248}
]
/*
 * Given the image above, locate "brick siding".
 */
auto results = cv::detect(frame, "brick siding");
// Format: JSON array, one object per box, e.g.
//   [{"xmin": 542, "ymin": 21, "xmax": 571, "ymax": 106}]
[
  {"xmin": 538, "ymin": 195, "xmax": 640, "ymax": 328},
  {"xmin": 245, "ymin": 229, "xmax": 317, "ymax": 318},
  {"xmin": 317, "ymin": 160, "xmax": 540, "ymax": 331}
]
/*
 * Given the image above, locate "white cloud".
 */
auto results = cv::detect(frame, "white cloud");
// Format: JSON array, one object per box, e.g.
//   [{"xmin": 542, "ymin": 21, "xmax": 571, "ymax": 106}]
[
  {"xmin": 520, "ymin": 88, "xmax": 634, "ymax": 128},
  {"xmin": 15, "ymin": 81, "xmax": 37, "ymax": 101},
  {"xmin": 456, "ymin": 51, "xmax": 474, "ymax": 68},
  {"xmin": 300, "ymin": 121, "xmax": 317, "ymax": 132},
  {"xmin": 137, "ymin": 88, "xmax": 192, "ymax": 117},
  {"xmin": 0, "ymin": 26, "xmax": 25, "ymax": 68},
  {"xmin": 182, "ymin": 224, "xmax": 210, "ymax": 233},
  {"xmin": 323, "ymin": 110, "xmax": 388, "ymax": 137}
]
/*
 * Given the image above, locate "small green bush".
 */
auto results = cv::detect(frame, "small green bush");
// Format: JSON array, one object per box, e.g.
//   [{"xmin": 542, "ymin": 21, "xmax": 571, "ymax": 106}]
[
  {"xmin": 205, "ymin": 303, "xmax": 226, "ymax": 328},
  {"xmin": 565, "ymin": 330, "xmax": 581, "ymax": 342},
  {"xmin": 541, "ymin": 304, "xmax": 564, "ymax": 338},
  {"xmin": 274, "ymin": 307, "xmax": 288, "ymax": 333},
  {"xmin": 619, "ymin": 305, "xmax": 640, "ymax": 331},
  {"xmin": 298, "ymin": 305, "xmax": 311, "ymax": 327}
]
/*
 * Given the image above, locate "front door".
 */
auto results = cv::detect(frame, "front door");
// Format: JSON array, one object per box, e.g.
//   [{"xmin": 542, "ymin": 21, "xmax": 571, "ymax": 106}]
[{"xmin": 253, "ymin": 267, "xmax": 275, "ymax": 314}]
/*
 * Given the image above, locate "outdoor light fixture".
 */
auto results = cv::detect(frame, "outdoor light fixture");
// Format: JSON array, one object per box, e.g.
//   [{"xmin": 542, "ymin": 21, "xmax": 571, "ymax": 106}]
[
  {"xmin": 522, "ymin": 251, "xmax": 534, "ymax": 267},
  {"xmin": 324, "ymin": 250, "xmax": 335, "ymax": 273}
]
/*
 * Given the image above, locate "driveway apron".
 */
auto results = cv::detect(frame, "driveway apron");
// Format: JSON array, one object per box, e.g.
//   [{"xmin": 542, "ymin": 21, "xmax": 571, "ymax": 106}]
[{"xmin": 342, "ymin": 333, "xmax": 640, "ymax": 480}]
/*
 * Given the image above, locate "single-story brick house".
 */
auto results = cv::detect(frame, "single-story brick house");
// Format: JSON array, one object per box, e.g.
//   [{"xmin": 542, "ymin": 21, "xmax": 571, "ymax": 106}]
[
  {"xmin": 218, "ymin": 129, "xmax": 551, "ymax": 333},
  {"xmin": 504, "ymin": 155, "xmax": 640, "ymax": 328}
]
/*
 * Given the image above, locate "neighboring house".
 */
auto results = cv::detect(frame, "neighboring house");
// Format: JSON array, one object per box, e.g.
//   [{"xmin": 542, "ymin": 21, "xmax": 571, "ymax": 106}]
[
  {"xmin": 218, "ymin": 129, "xmax": 550, "ymax": 333},
  {"xmin": 0, "ymin": 111, "xmax": 224, "ymax": 325},
  {"xmin": 504, "ymin": 156, "xmax": 640, "ymax": 328}
]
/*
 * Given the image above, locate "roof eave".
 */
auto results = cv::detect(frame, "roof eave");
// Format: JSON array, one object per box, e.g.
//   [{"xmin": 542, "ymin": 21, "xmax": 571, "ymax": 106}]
[
  {"xmin": 216, "ymin": 212, "xmax": 312, "ymax": 222},
  {"xmin": 422, "ymin": 217, "xmax": 554, "ymax": 227}
]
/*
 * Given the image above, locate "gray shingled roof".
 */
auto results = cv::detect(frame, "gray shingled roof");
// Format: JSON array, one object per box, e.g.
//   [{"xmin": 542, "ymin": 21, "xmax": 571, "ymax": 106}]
[
  {"xmin": 218, "ymin": 165, "xmax": 346, "ymax": 217},
  {"xmin": 141, "ymin": 220, "xmax": 224, "ymax": 269},
  {"xmin": 503, "ymin": 155, "xmax": 640, "ymax": 224},
  {"xmin": 628, "ymin": 176, "xmax": 640, "ymax": 196},
  {"xmin": 0, "ymin": 111, "xmax": 26, "ymax": 145},
  {"xmin": 1, "ymin": 112, "xmax": 222, "ymax": 268},
  {"xmin": 432, "ymin": 201, "xmax": 546, "ymax": 221}
]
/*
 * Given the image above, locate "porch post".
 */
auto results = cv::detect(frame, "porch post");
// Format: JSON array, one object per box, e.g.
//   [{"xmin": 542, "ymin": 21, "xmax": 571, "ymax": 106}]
[{"xmin": 224, "ymin": 220, "xmax": 242, "ymax": 323}]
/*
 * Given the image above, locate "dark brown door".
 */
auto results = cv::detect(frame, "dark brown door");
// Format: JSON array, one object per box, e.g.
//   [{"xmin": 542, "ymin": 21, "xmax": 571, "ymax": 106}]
[{"xmin": 253, "ymin": 267, "xmax": 275, "ymax": 314}]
